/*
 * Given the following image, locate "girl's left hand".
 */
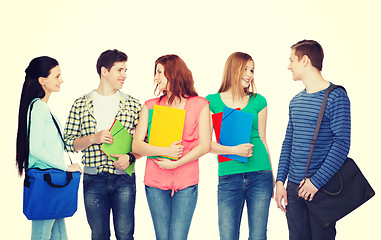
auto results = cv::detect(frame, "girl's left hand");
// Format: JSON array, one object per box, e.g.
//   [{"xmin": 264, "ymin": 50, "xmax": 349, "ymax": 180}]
[{"xmin": 154, "ymin": 157, "xmax": 179, "ymax": 170}]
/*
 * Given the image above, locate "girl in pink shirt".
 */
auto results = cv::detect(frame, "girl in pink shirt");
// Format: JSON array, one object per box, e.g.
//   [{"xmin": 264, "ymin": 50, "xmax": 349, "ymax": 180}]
[{"xmin": 132, "ymin": 54, "xmax": 211, "ymax": 240}]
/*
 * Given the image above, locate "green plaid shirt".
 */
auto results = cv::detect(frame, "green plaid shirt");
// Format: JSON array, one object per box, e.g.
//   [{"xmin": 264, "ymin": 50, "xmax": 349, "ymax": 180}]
[{"xmin": 64, "ymin": 90, "xmax": 141, "ymax": 174}]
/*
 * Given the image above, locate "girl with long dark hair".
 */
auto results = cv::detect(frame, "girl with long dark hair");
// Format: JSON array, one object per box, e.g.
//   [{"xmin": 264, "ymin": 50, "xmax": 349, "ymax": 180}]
[{"xmin": 16, "ymin": 56, "xmax": 82, "ymax": 239}]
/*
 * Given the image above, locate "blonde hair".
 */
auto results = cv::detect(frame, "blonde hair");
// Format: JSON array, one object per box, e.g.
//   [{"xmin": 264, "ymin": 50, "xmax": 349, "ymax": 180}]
[{"xmin": 218, "ymin": 52, "xmax": 256, "ymax": 100}]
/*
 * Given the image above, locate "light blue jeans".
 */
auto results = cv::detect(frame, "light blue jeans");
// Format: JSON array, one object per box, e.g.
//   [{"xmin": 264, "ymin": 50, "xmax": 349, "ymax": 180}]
[
  {"xmin": 31, "ymin": 219, "xmax": 67, "ymax": 240},
  {"xmin": 145, "ymin": 184, "xmax": 198, "ymax": 240},
  {"xmin": 218, "ymin": 171, "xmax": 273, "ymax": 240}
]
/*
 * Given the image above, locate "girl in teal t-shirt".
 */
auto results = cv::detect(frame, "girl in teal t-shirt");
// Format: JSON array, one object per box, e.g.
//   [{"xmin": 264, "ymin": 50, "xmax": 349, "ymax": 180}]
[{"xmin": 206, "ymin": 52, "xmax": 274, "ymax": 240}]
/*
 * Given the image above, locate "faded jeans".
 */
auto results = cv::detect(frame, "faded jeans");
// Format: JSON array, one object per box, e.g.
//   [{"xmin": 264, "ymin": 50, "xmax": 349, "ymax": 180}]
[
  {"xmin": 83, "ymin": 172, "xmax": 136, "ymax": 240},
  {"xmin": 218, "ymin": 171, "xmax": 273, "ymax": 240},
  {"xmin": 145, "ymin": 184, "xmax": 198, "ymax": 240}
]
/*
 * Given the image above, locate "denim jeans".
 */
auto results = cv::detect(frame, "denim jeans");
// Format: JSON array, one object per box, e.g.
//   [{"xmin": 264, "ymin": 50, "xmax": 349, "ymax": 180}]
[
  {"xmin": 286, "ymin": 182, "xmax": 336, "ymax": 240},
  {"xmin": 83, "ymin": 172, "xmax": 136, "ymax": 240},
  {"xmin": 218, "ymin": 171, "xmax": 273, "ymax": 240},
  {"xmin": 31, "ymin": 219, "xmax": 67, "ymax": 240},
  {"xmin": 145, "ymin": 184, "xmax": 198, "ymax": 240}
]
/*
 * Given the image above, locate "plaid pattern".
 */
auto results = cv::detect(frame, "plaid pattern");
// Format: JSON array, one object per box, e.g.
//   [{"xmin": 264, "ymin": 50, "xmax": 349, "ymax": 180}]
[{"xmin": 64, "ymin": 90, "xmax": 141, "ymax": 174}]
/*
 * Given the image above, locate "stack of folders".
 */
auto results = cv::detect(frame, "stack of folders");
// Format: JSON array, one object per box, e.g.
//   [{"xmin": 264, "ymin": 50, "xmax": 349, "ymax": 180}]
[
  {"xmin": 100, "ymin": 119, "xmax": 135, "ymax": 176},
  {"xmin": 212, "ymin": 107, "xmax": 254, "ymax": 163},
  {"xmin": 147, "ymin": 105, "xmax": 186, "ymax": 160}
]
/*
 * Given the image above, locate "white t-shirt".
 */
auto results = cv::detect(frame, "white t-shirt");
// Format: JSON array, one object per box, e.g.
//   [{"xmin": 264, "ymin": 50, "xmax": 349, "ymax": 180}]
[{"xmin": 93, "ymin": 91, "xmax": 120, "ymax": 132}]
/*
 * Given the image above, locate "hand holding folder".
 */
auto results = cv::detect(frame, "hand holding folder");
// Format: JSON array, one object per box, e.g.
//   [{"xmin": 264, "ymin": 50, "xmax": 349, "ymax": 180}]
[
  {"xmin": 100, "ymin": 119, "xmax": 135, "ymax": 176},
  {"xmin": 148, "ymin": 105, "xmax": 186, "ymax": 160},
  {"xmin": 219, "ymin": 107, "xmax": 254, "ymax": 163}
]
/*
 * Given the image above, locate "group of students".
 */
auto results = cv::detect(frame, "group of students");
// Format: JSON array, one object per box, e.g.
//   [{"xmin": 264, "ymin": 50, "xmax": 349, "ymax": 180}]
[{"xmin": 16, "ymin": 39, "xmax": 351, "ymax": 240}]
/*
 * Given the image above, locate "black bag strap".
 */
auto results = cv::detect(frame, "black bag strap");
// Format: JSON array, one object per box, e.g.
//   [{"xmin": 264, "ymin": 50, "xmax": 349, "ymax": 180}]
[
  {"xmin": 304, "ymin": 84, "xmax": 347, "ymax": 178},
  {"xmin": 50, "ymin": 113, "xmax": 73, "ymax": 164},
  {"xmin": 26, "ymin": 100, "xmax": 73, "ymax": 170},
  {"xmin": 44, "ymin": 172, "xmax": 73, "ymax": 188}
]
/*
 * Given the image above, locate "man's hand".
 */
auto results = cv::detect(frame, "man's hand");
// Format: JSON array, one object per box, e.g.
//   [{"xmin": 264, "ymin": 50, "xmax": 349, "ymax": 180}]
[
  {"xmin": 275, "ymin": 181, "xmax": 288, "ymax": 213},
  {"xmin": 91, "ymin": 130, "xmax": 113, "ymax": 144},
  {"xmin": 298, "ymin": 178, "xmax": 318, "ymax": 201},
  {"xmin": 111, "ymin": 154, "xmax": 130, "ymax": 171}
]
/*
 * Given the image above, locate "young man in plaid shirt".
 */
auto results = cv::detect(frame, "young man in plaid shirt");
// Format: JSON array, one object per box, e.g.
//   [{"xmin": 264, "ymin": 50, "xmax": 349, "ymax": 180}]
[{"xmin": 64, "ymin": 49, "xmax": 141, "ymax": 240}]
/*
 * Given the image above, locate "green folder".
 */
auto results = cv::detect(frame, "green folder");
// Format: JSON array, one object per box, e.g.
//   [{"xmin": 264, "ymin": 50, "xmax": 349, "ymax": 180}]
[
  {"xmin": 100, "ymin": 119, "xmax": 134, "ymax": 176},
  {"xmin": 147, "ymin": 109, "xmax": 153, "ymax": 142}
]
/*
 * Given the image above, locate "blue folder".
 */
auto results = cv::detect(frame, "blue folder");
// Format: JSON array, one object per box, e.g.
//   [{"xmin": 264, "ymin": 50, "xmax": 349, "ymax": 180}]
[{"xmin": 219, "ymin": 107, "xmax": 254, "ymax": 163}]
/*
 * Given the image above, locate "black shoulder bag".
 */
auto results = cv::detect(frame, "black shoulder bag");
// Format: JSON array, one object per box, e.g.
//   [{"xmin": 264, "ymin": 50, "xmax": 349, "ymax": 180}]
[{"xmin": 304, "ymin": 84, "xmax": 375, "ymax": 228}]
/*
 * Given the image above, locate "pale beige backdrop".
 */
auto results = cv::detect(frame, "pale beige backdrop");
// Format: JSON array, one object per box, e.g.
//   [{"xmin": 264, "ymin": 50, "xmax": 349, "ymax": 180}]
[{"xmin": 1, "ymin": 0, "xmax": 380, "ymax": 239}]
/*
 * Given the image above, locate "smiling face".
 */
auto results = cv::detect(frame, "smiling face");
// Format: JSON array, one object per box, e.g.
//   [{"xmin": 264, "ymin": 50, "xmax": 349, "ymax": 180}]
[
  {"xmin": 39, "ymin": 65, "xmax": 63, "ymax": 94},
  {"xmin": 103, "ymin": 61, "xmax": 127, "ymax": 90},
  {"xmin": 241, "ymin": 60, "xmax": 254, "ymax": 88},
  {"xmin": 288, "ymin": 49, "xmax": 305, "ymax": 81},
  {"xmin": 154, "ymin": 63, "xmax": 168, "ymax": 92}
]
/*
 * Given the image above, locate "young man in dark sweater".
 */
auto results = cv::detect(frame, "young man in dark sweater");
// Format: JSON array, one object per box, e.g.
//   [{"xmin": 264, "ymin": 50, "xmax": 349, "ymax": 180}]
[{"xmin": 275, "ymin": 40, "xmax": 351, "ymax": 240}]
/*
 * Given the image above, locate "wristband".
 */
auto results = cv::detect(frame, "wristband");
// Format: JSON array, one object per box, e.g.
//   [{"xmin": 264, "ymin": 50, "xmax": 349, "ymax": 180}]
[{"xmin": 127, "ymin": 153, "xmax": 136, "ymax": 165}]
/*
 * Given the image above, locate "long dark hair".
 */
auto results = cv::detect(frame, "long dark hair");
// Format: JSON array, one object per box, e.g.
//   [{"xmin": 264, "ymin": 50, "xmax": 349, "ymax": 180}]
[{"xmin": 16, "ymin": 56, "xmax": 59, "ymax": 176}]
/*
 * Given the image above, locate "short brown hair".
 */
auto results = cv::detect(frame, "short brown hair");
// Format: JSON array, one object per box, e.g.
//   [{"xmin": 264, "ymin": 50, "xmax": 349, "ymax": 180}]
[
  {"xmin": 291, "ymin": 40, "xmax": 324, "ymax": 71},
  {"xmin": 96, "ymin": 49, "xmax": 128, "ymax": 77}
]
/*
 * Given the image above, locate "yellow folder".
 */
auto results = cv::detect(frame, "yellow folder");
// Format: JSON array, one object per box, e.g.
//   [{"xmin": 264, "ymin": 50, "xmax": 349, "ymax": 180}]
[{"xmin": 148, "ymin": 105, "xmax": 186, "ymax": 160}]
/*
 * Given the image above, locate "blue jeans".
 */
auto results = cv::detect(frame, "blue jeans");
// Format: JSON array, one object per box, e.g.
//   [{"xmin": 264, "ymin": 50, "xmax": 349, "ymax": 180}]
[
  {"xmin": 218, "ymin": 171, "xmax": 273, "ymax": 240},
  {"xmin": 31, "ymin": 219, "xmax": 67, "ymax": 240},
  {"xmin": 83, "ymin": 172, "xmax": 136, "ymax": 240},
  {"xmin": 145, "ymin": 184, "xmax": 198, "ymax": 240},
  {"xmin": 286, "ymin": 182, "xmax": 336, "ymax": 240}
]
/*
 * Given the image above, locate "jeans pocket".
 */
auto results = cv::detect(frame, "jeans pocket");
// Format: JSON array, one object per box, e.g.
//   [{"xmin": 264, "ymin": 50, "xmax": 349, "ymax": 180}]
[
  {"xmin": 83, "ymin": 174, "xmax": 96, "ymax": 188},
  {"xmin": 218, "ymin": 174, "xmax": 230, "ymax": 180},
  {"xmin": 121, "ymin": 173, "xmax": 136, "ymax": 184}
]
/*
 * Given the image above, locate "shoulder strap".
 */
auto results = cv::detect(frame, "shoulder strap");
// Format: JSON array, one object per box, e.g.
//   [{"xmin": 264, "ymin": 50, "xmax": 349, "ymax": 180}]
[
  {"xmin": 50, "ymin": 113, "xmax": 64, "ymax": 143},
  {"xmin": 26, "ymin": 100, "xmax": 73, "ymax": 169},
  {"xmin": 50, "ymin": 113, "xmax": 73, "ymax": 164},
  {"xmin": 304, "ymin": 84, "xmax": 346, "ymax": 178}
]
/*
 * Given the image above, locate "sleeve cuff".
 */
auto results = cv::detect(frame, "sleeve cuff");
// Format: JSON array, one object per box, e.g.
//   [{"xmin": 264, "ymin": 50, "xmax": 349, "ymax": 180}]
[{"xmin": 65, "ymin": 138, "xmax": 77, "ymax": 153}]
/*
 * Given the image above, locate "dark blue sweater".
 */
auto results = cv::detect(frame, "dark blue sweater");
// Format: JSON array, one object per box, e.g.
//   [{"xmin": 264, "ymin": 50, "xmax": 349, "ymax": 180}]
[{"xmin": 276, "ymin": 85, "xmax": 351, "ymax": 189}]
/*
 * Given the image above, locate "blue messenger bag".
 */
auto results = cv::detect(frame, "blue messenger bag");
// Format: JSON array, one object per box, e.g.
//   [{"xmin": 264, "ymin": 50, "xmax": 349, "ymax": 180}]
[
  {"xmin": 23, "ymin": 168, "xmax": 81, "ymax": 220},
  {"xmin": 23, "ymin": 100, "xmax": 81, "ymax": 220}
]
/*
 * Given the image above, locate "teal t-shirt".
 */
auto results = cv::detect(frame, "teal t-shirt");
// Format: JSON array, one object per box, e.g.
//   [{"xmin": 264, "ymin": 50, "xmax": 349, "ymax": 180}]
[
  {"xmin": 27, "ymin": 99, "xmax": 67, "ymax": 171},
  {"xmin": 206, "ymin": 93, "xmax": 272, "ymax": 176}
]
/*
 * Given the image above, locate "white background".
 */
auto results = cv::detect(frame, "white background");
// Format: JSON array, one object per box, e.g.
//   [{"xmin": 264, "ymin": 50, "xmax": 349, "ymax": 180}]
[{"xmin": 1, "ymin": 0, "xmax": 380, "ymax": 239}]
